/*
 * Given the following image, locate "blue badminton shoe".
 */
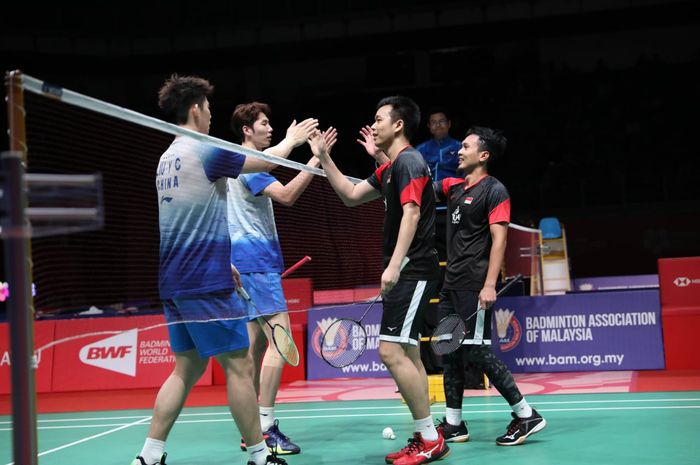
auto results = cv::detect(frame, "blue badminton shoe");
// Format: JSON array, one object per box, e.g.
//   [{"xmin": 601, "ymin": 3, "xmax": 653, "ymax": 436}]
[{"xmin": 240, "ymin": 420, "xmax": 300, "ymax": 455}]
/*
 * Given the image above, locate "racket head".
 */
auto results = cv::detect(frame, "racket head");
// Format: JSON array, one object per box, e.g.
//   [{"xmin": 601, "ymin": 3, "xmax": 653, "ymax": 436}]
[
  {"xmin": 272, "ymin": 324, "xmax": 300, "ymax": 367},
  {"xmin": 320, "ymin": 318, "xmax": 367, "ymax": 368},
  {"xmin": 430, "ymin": 314, "xmax": 467, "ymax": 355}
]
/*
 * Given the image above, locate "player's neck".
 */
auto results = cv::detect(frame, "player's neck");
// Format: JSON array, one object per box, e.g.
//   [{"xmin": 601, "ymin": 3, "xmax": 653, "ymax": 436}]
[
  {"xmin": 384, "ymin": 137, "xmax": 411, "ymax": 161},
  {"xmin": 242, "ymin": 140, "xmax": 261, "ymax": 151},
  {"xmin": 465, "ymin": 168, "xmax": 488, "ymax": 186}
]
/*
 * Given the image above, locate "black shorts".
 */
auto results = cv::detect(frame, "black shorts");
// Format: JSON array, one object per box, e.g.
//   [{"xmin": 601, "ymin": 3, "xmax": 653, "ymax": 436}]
[
  {"xmin": 438, "ymin": 289, "xmax": 492, "ymax": 345},
  {"xmin": 380, "ymin": 279, "xmax": 438, "ymax": 346}
]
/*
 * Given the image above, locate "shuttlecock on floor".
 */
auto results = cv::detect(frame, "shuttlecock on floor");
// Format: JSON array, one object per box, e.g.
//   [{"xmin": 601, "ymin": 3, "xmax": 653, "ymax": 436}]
[{"xmin": 382, "ymin": 427, "xmax": 396, "ymax": 440}]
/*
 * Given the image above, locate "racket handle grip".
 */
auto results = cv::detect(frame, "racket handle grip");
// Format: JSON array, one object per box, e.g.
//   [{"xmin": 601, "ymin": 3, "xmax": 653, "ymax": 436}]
[{"xmin": 236, "ymin": 286, "xmax": 251, "ymax": 301}]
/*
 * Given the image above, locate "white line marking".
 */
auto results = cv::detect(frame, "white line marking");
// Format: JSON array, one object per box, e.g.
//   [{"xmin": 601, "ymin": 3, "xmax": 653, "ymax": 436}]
[
  {"xmin": 2, "ymin": 397, "xmax": 697, "ymax": 425},
  {"xmin": 2, "ymin": 416, "xmax": 151, "ymax": 465},
  {"xmin": 2, "ymin": 405, "xmax": 698, "ymax": 432}
]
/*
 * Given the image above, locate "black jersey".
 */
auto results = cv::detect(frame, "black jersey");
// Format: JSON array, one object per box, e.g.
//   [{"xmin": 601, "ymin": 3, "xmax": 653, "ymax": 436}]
[
  {"xmin": 367, "ymin": 146, "xmax": 440, "ymax": 280},
  {"xmin": 435, "ymin": 175, "xmax": 510, "ymax": 290}
]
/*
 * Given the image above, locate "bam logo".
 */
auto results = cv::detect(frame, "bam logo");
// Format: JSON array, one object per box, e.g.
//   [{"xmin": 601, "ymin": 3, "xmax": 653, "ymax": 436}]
[{"xmin": 79, "ymin": 329, "xmax": 137, "ymax": 376}]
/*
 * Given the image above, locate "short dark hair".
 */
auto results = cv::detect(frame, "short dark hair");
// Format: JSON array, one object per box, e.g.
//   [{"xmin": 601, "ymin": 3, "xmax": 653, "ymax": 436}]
[
  {"xmin": 376, "ymin": 96, "xmax": 420, "ymax": 142},
  {"xmin": 466, "ymin": 126, "xmax": 507, "ymax": 161},
  {"xmin": 157, "ymin": 74, "xmax": 213, "ymax": 124},
  {"xmin": 427, "ymin": 106, "xmax": 451, "ymax": 121},
  {"xmin": 230, "ymin": 102, "xmax": 272, "ymax": 143}
]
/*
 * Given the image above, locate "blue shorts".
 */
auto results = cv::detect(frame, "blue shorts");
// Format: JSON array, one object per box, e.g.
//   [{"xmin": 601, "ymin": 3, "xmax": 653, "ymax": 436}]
[
  {"xmin": 164, "ymin": 291, "xmax": 249, "ymax": 357},
  {"xmin": 240, "ymin": 272, "xmax": 288, "ymax": 321}
]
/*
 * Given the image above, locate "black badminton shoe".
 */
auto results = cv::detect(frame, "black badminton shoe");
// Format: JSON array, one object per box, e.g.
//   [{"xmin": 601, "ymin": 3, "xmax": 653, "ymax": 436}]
[
  {"xmin": 436, "ymin": 417, "xmax": 470, "ymax": 443},
  {"xmin": 129, "ymin": 452, "xmax": 166, "ymax": 465},
  {"xmin": 246, "ymin": 450, "xmax": 288, "ymax": 465},
  {"xmin": 496, "ymin": 409, "xmax": 547, "ymax": 446}
]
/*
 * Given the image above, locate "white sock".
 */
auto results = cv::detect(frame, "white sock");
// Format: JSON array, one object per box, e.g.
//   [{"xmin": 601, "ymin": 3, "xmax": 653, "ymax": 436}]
[
  {"xmin": 415, "ymin": 416, "xmax": 438, "ymax": 441},
  {"xmin": 445, "ymin": 407, "xmax": 462, "ymax": 426},
  {"xmin": 248, "ymin": 439, "xmax": 268, "ymax": 465},
  {"xmin": 259, "ymin": 406, "xmax": 275, "ymax": 431},
  {"xmin": 138, "ymin": 438, "xmax": 165, "ymax": 465},
  {"xmin": 512, "ymin": 398, "xmax": 533, "ymax": 418}
]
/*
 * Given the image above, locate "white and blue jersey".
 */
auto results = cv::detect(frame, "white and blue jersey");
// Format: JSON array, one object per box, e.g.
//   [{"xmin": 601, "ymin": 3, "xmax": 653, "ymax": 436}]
[
  {"xmin": 226, "ymin": 173, "xmax": 284, "ymax": 273},
  {"xmin": 157, "ymin": 136, "xmax": 246, "ymax": 299}
]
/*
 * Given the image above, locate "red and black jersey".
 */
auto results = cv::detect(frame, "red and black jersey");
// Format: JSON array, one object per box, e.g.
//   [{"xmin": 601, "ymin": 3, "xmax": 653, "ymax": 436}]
[
  {"xmin": 435, "ymin": 175, "xmax": 510, "ymax": 290},
  {"xmin": 367, "ymin": 146, "xmax": 440, "ymax": 280}
]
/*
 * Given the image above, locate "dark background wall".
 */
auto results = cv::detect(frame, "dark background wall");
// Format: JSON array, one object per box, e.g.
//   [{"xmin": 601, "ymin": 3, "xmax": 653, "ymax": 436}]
[{"xmin": 2, "ymin": 0, "xmax": 699, "ymax": 301}]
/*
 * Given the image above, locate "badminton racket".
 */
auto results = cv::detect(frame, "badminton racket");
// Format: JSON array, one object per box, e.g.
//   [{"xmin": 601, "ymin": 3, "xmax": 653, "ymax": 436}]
[
  {"xmin": 236, "ymin": 286, "xmax": 300, "ymax": 367},
  {"xmin": 321, "ymin": 257, "xmax": 409, "ymax": 368},
  {"xmin": 430, "ymin": 274, "xmax": 523, "ymax": 355}
]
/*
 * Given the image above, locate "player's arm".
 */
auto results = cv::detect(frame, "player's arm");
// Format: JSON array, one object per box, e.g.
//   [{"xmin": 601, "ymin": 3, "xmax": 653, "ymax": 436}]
[
  {"xmin": 264, "ymin": 128, "xmax": 338, "ymax": 206},
  {"xmin": 382, "ymin": 201, "xmax": 420, "ymax": 294},
  {"xmin": 240, "ymin": 117, "xmax": 319, "ymax": 173},
  {"xmin": 480, "ymin": 222, "xmax": 508, "ymax": 309},
  {"xmin": 262, "ymin": 157, "xmax": 320, "ymax": 206},
  {"xmin": 309, "ymin": 131, "xmax": 381, "ymax": 206}
]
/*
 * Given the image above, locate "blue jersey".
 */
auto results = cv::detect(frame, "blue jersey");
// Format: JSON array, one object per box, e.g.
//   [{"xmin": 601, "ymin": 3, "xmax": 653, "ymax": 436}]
[
  {"xmin": 227, "ymin": 173, "xmax": 284, "ymax": 273},
  {"xmin": 415, "ymin": 136, "xmax": 462, "ymax": 182},
  {"xmin": 157, "ymin": 136, "xmax": 246, "ymax": 299}
]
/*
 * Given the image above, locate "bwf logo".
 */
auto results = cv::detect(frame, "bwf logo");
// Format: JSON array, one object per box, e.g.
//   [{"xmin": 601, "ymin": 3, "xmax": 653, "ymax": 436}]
[
  {"xmin": 79, "ymin": 329, "xmax": 137, "ymax": 376},
  {"xmin": 673, "ymin": 277, "xmax": 691, "ymax": 287}
]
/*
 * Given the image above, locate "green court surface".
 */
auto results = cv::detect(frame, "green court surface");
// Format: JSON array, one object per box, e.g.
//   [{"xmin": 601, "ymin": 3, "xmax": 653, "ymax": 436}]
[{"xmin": 2, "ymin": 391, "xmax": 699, "ymax": 465}]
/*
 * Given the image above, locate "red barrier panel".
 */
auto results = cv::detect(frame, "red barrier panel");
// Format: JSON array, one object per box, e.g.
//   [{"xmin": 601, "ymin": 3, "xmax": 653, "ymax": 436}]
[
  {"xmin": 282, "ymin": 278, "xmax": 312, "ymax": 326},
  {"xmin": 0, "ymin": 320, "xmax": 55, "ymax": 394},
  {"xmin": 659, "ymin": 257, "xmax": 700, "ymax": 369},
  {"xmin": 662, "ymin": 307, "xmax": 700, "ymax": 370},
  {"xmin": 658, "ymin": 257, "xmax": 700, "ymax": 308},
  {"xmin": 212, "ymin": 324, "xmax": 306, "ymax": 385},
  {"xmin": 51, "ymin": 315, "xmax": 212, "ymax": 392}
]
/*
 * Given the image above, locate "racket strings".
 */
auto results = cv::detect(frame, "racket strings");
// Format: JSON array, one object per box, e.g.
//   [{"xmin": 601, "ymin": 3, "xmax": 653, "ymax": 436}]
[
  {"xmin": 273, "ymin": 325, "xmax": 300, "ymax": 367},
  {"xmin": 320, "ymin": 319, "xmax": 366, "ymax": 368},
  {"xmin": 431, "ymin": 315, "xmax": 468, "ymax": 355}
]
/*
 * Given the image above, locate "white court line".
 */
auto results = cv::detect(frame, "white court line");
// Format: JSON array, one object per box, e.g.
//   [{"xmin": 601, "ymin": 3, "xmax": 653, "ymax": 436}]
[
  {"xmin": 2, "ymin": 416, "xmax": 150, "ymax": 465},
  {"xmin": 2, "ymin": 396, "xmax": 698, "ymax": 425},
  {"xmin": 2, "ymin": 405, "xmax": 698, "ymax": 432}
]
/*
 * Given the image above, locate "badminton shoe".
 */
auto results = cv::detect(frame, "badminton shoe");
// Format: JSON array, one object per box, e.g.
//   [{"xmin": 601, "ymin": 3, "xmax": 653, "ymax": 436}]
[
  {"xmin": 496, "ymin": 409, "xmax": 547, "ymax": 446},
  {"xmin": 129, "ymin": 453, "xmax": 166, "ymax": 465},
  {"xmin": 386, "ymin": 432, "xmax": 449, "ymax": 465},
  {"xmin": 241, "ymin": 420, "xmax": 300, "ymax": 455},
  {"xmin": 436, "ymin": 417, "xmax": 470, "ymax": 443}
]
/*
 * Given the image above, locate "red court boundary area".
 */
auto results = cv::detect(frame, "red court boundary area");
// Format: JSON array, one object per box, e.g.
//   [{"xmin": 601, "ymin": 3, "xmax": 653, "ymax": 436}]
[{"xmin": 1, "ymin": 370, "xmax": 699, "ymax": 415}]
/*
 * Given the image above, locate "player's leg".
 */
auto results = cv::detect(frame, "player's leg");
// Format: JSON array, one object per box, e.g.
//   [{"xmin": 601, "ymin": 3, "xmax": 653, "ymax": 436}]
[
  {"xmin": 244, "ymin": 272, "xmax": 300, "ymax": 455},
  {"xmin": 438, "ymin": 290, "xmax": 470, "ymax": 443},
  {"xmin": 131, "ymin": 297, "xmax": 218, "ymax": 465},
  {"xmin": 382, "ymin": 279, "xmax": 448, "ymax": 465},
  {"xmin": 464, "ymin": 342, "xmax": 546, "ymax": 445}
]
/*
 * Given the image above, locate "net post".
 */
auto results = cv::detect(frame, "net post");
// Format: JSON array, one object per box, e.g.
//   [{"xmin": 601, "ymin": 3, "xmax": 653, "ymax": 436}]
[{"xmin": 4, "ymin": 69, "xmax": 39, "ymax": 465}]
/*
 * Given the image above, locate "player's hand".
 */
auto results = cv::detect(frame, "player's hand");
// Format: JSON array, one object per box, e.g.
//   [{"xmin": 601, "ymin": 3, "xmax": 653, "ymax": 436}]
[
  {"xmin": 479, "ymin": 285, "xmax": 497, "ymax": 309},
  {"xmin": 231, "ymin": 264, "xmax": 242, "ymax": 289},
  {"xmin": 308, "ymin": 130, "xmax": 329, "ymax": 162},
  {"xmin": 286, "ymin": 118, "xmax": 319, "ymax": 147},
  {"xmin": 381, "ymin": 265, "xmax": 400, "ymax": 295},
  {"xmin": 323, "ymin": 126, "xmax": 338, "ymax": 155},
  {"xmin": 357, "ymin": 125, "xmax": 388, "ymax": 164}
]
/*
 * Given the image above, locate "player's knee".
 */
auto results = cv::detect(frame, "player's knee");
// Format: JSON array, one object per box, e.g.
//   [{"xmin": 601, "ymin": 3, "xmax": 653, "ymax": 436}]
[
  {"xmin": 378, "ymin": 341, "xmax": 402, "ymax": 366},
  {"xmin": 262, "ymin": 345, "xmax": 285, "ymax": 368}
]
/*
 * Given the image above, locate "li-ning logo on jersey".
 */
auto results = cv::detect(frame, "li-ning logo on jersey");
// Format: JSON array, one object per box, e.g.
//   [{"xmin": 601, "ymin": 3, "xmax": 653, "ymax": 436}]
[
  {"xmin": 79, "ymin": 329, "xmax": 137, "ymax": 376},
  {"xmin": 451, "ymin": 207, "xmax": 461, "ymax": 224}
]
